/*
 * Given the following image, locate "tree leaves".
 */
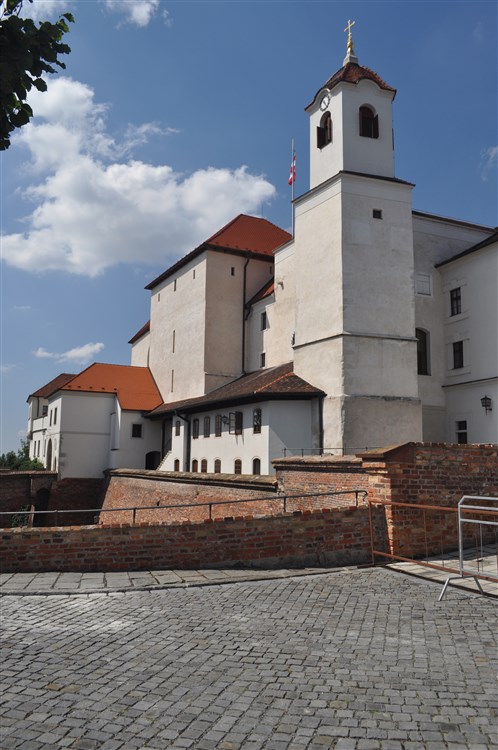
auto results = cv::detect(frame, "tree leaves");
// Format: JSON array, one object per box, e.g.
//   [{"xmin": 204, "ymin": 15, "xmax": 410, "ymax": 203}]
[{"xmin": 0, "ymin": 0, "xmax": 74, "ymax": 149}]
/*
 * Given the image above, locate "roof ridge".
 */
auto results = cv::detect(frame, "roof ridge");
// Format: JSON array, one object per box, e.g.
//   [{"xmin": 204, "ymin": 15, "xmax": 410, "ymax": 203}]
[
  {"xmin": 205, "ymin": 214, "xmax": 244, "ymax": 244},
  {"xmin": 254, "ymin": 364, "xmax": 293, "ymax": 392}
]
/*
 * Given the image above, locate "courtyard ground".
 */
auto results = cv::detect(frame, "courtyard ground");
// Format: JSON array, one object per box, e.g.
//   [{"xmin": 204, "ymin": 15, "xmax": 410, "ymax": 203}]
[{"xmin": 0, "ymin": 567, "xmax": 496, "ymax": 750}]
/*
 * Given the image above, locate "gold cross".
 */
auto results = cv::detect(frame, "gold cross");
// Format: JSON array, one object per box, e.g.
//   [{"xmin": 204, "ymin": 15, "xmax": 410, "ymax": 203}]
[{"xmin": 344, "ymin": 19, "xmax": 355, "ymax": 51}]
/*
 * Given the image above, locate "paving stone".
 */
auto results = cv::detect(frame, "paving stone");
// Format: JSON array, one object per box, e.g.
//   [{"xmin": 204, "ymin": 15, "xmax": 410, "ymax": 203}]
[{"xmin": 1, "ymin": 568, "xmax": 497, "ymax": 750}]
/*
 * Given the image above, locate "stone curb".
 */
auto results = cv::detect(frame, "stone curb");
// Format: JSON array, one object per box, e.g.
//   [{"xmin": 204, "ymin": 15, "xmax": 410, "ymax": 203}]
[{"xmin": 0, "ymin": 567, "xmax": 352, "ymax": 597}]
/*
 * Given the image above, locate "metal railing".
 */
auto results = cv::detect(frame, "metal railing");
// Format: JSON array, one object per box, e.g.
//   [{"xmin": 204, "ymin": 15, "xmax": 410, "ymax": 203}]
[
  {"xmin": 368, "ymin": 496, "xmax": 498, "ymax": 598},
  {"xmin": 281, "ymin": 447, "xmax": 383, "ymax": 457},
  {"xmin": 0, "ymin": 489, "xmax": 368, "ymax": 528}
]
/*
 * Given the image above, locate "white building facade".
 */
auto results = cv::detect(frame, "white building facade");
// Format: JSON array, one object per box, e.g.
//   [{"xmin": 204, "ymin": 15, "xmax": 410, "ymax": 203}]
[{"xmin": 27, "ymin": 35, "xmax": 497, "ymax": 478}]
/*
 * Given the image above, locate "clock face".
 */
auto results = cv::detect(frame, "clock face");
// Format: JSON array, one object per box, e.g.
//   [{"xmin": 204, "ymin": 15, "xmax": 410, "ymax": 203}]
[{"xmin": 320, "ymin": 93, "xmax": 330, "ymax": 111}]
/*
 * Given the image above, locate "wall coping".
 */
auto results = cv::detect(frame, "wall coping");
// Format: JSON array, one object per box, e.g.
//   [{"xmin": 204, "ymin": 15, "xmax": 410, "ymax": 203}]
[
  {"xmin": 105, "ymin": 468, "xmax": 277, "ymax": 492},
  {"xmin": 0, "ymin": 470, "xmax": 57, "ymax": 478},
  {"xmin": 272, "ymin": 455, "xmax": 362, "ymax": 471}
]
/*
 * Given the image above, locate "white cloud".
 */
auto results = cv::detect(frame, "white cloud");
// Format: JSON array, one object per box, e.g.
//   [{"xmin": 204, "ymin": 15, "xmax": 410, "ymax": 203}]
[
  {"xmin": 33, "ymin": 342, "xmax": 105, "ymax": 365},
  {"xmin": 104, "ymin": 0, "xmax": 161, "ymax": 27},
  {"xmin": 13, "ymin": 305, "xmax": 32, "ymax": 312},
  {"xmin": 17, "ymin": 0, "xmax": 73, "ymax": 21},
  {"xmin": 4, "ymin": 77, "xmax": 276, "ymax": 277},
  {"xmin": 0, "ymin": 364, "xmax": 17, "ymax": 374},
  {"xmin": 480, "ymin": 145, "xmax": 498, "ymax": 181}
]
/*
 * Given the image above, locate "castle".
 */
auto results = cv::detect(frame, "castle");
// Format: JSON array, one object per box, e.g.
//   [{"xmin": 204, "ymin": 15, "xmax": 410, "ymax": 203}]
[{"xmin": 27, "ymin": 32, "xmax": 498, "ymax": 478}]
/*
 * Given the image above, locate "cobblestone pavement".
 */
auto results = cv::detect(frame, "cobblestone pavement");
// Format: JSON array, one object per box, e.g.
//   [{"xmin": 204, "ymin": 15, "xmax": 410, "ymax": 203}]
[{"xmin": 1, "ymin": 568, "xmax": 497, "ymax": 750}]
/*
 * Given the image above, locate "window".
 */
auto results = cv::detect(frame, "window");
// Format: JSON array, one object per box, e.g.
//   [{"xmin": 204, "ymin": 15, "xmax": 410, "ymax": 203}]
[
  {"xmin": 234, "ymin": 459, "xmax": 242, "ymax": 475},
  {"xmin": 193, "ymin": 269, "xmax": 196, "ymax": 279},
  {"xmin": 172, "ymin": 330, "xmax": 175, "ymax": 353},
  {"xmin": 191, "ymin": 459, "xmax": 198, "ymax": 472},
  {"xmin": 260, "ymin": 352, "xmax": 266, "ymax": 368},
  {"xmin": 174, "ymin": 459, "xmax": 180, "ymax": 471},
  {"xmin": 453, "ymin": 341, "xmax": 464, "ymax": 369},
  {"xmin": 157, "ymin": 293, "xmax": 161, "ymax": 302},
  {"xmin": 359, "ymin": 106, "xmax": 378, "ymax": 138},
  {"xmin": 252, "ymin": 458, "xmax": 261, "ymax": 475},
  {"xmin": 42, "ymin": 405, "xmax": 48, "ymax": 417},
  {"xmin": 456, "ymin": 420, "xmax": 468, "ymax": 444},
  {"xmin": 215, "ymin": 414, "xmax": 222, "ymax": 437},
  {"xmin": 416, "ymin": 329, "xmax": 430, "ymax": 375},
  {"xmin": 201, "ymin": 459, "xmax": 208, "ymax": 473},
  {"xmin": 49, "ymin": 410, "xmax": 52, "ymax": 426},
  {"xmin": 132, "ymin": 423, "xmax": 142, "ymax": 438},
  {"xmin": 53, "ymin": 407, "xmax": 57, "ymax": 425},
  {"xmin": 372, "ymin": 209, "xmax": 382, "ymax": 219},
  {"xmin": 316, "ymin": 111, "xmax": 332, "ymax": 149},
  {"xmin": 171, "ymin": 369, "xmax": 174, "ymax": 391},
  {"xmin": 231, "ymin": 267, "xmax": 235, "ymax": 276},
  {"xmin": 214, "ymin": 459, "xmax": 221, "ymax": 474},
  {"xmin": 229, "ymin": 411, "xmax": 243, "ymax": 435},
  {"xmin": 175, "ymin": 420, "xmax": 181, "ymax": 436},
  {"xmin": 253, "ymin": 408, "xmax": 262, "ymax": 434},
  {"xmin": 173, "ymin": 279, "xmax": 177, "ymax": 291},
  {"xmin": 192, "ymin": 418, "xmax": 199, "ymax": 439},
  {"xmin": 261, "ymin": 311, "xmax": 267, "ymax": 330},
  {"xmin": 450, "ymin": 287, "xmax": 461, "ymax": 316},
  {"xmin": 204, "ymin": 416, "xmax": 210, "ymax": 438},
  {"xmin": 415, "ymin": 273, "xmax": 432, "ymax": 296}
]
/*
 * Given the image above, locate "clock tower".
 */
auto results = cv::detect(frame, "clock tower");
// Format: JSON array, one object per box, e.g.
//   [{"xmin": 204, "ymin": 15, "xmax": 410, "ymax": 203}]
[
  {"xmin": 307, "ymin": 21, "xmax": 396, "ymax": 190},
  {"xmin": 290, "ymin": 24, "xmax": 422, "ymax": 454}
]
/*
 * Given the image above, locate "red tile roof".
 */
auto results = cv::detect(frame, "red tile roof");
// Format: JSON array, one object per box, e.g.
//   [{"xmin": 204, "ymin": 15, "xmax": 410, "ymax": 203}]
[
  {"xmin": 146, "ymin": 215, "xmax": 291, "ymax": 291},
  {"xmin": 247, "ymin": 278, "xmax": 275, "ymax": 307},
  {"xmin": 205, "ymin": 214, "xmax": 291, "ymax": 255},
  {"xmin": 307, "ymin": 62, "xmax": 396, "ymax": 109},
  {"xmin": 60, "ymin": 363, "xmax": 162, "ymax": 411},
  {"xmin": 128, "ymin": 320, "xmax": 150, "ymax": 345},
  {"xmin": 28, "ymin": 373, "xmax": 76, "ymax": 400},
  {"xmin": 148, "ymin": 362, "xmax": 324, "ymax": 418}
]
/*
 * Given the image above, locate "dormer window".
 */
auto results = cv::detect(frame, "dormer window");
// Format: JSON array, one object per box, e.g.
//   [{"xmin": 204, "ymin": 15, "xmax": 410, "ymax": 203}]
[
  {"xmin": 359, "ymin": 106, "xmax": 379, "ymax": 138},
  {"xmin": 317, "ymin": 111, "xmax": 332, "ymax": 149}
]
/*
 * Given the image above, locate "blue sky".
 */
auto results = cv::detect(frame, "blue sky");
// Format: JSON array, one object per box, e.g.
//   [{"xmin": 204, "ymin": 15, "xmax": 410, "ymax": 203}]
[{"xmin": 1, "ymin": 0, "xmax": 497, "ymax": 454}]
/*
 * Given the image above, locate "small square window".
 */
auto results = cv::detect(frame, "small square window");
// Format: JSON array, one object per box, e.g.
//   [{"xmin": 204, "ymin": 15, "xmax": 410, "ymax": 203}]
[
  {"xmin": 372, "ymin": 209, "xmax": 382, "ymax": 219},
  {"xmin": 415, "ymin": 273, "xmax": 432, "ymax": 296},
  {"xmin": 132, "ymin": 423, "xmax": 142, "ymax": 438}
]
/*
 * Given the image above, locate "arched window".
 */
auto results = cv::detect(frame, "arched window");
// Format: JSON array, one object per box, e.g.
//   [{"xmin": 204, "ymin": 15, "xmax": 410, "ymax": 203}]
[
  {"xmin": 174, "ymin": 459, "xmax": 180, "ymax": 472},
  {"xmin": 252, "ymin": 458, "xmax": 261, "ymax": 476},
  {"xmin": 359, "ymin": 106, "xmax": 379, "ymax": 138},
  {"xmin": 416, "ymin": 328, "xmax": 430, "ymax": 375},
  {"xmin": 214, "ymin": 459, "xmax": 221, "ymax": 474},
  {"xmin": 234, "ymin": 459, "xmax": 242, "ymax": 475},
  {"xmin": 201, "ymin": 459, "xmax": 208, "ymax": 473},
  {"xmin": 191, "ymin": 459, "xmax": 198, "ymax": 472},
  {"xmin": 317, "ymin": 111, "xmax": 332, "ymax": 148}
]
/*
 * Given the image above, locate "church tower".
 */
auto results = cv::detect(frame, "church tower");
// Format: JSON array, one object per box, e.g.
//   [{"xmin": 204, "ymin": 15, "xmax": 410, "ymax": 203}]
[{"xmin": 292, "ymin": 22, "xmax": 423, "ymax": 454}]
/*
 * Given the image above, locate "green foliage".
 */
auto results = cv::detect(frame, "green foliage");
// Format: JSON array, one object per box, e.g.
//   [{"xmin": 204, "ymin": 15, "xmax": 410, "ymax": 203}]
[
  {"xmin": 0, "ymin": 438, "xmax": 44, "ymax": 470},
  {"xmin": 11, "ymin": 503, "xmax": 31, "ymax": 527},
  {"xmin": 0, "ymin": 0, "xmax": 74, "ymax": 149}
]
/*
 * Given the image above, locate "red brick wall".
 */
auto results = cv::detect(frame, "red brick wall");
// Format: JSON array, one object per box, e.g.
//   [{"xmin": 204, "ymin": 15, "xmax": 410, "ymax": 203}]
[
  {"xmin": 0, "ymin": 503, "xmax": 379, "ymax": 573},
  {"xmin": 100, "ymin": 470, "xmax": 279, "ymax": 524},
  {"xmin": 361, "ymin": 443, "xmax": 498, "ymax": 558},
  {"xmin": 47, "ymin": 478, "xmax": 106, "ymax": 526},
  {"xmin": 274, "ymin": 456, "xmax": 368, "ymax": 497},
  {"xmin": 0, "ymin": 472, "xmax": 56, "ymax": 527}
]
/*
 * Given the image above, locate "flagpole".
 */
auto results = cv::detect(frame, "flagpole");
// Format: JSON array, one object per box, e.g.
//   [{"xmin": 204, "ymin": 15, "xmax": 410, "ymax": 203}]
[{"xmin": 291, "ymin": 138, "xmax": 295, "ymax": 237}]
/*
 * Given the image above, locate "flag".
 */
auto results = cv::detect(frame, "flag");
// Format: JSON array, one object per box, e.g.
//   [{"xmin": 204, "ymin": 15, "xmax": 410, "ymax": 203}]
[{"xmin": 288, "ymin": 150, "xmax": 296, "ymax": 186}]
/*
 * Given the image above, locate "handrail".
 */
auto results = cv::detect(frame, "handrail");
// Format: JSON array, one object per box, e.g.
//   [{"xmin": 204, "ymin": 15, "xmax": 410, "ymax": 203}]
[{"xmin": 0, "ymin": 489, "xmax": 369, "ymax": 527}]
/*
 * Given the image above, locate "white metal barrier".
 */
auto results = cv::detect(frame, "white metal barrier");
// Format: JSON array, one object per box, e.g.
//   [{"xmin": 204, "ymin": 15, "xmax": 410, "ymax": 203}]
[{"xmin": 439, "ymin": 495, "xmax": 498, "ymax": 601}]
